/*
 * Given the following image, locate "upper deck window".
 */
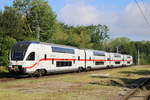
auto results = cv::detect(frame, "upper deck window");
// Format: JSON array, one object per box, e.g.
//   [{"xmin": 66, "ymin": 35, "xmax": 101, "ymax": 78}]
[
  {"xmin": 93, "ymin": 51, "xmax": 105, "ymax": 56},
  {"xmin": 52, "ymin": 46, "xmax": 75, "ymax": 54},
  {"xmin": 114, "ymin": 54, "xmax": 121, "ymax": 58},
  {"xmin": 127, "ymin": 56, "xmax": 131, "ymax": 58}
]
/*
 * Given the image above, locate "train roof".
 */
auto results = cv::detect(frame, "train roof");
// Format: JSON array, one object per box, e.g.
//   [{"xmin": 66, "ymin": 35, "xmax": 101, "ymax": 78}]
[
  {"xmin": 83, "ymin": 49, "xmax": 107, "ymax": 53},
  {"xmin": 16, "ymin": 41, "xmax": 78, "ymax": 49}
]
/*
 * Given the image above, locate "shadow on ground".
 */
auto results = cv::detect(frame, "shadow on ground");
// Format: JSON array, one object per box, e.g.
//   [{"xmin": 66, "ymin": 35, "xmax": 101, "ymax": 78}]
[
  {"xmin": 0, "ymin": 72, "xmax": 14, "ymax": 78},
  {"xmin": 89, "ymin": 76, "xmax": 137, "ymax": 88},
  {"xmin": 89, "ymin": 70, "xmax": 150, "ymax": 89},
  {"xmin": 119, "ymin": 70, "xmax": 150, "ymax": 76},
  {"xmin": 0, "ymin": 71, "xmax": 30, "ymax": 80}
]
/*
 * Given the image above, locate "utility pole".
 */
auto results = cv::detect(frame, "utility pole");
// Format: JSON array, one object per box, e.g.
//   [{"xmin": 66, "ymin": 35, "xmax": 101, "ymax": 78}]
[
  {"xmin": 138, "ymin": 49, "xmax": 140, "ymax": 65},
  {"xmin": 116, "ymin": 46, "xmax": 119, "ymax": 53},
  {"xmin": 36, "ymin": 24, "xmax": 40, "ymax": 41},
  {"xmin": 36, "ymin": 2, "xmax": 40, "ymax": 41}
]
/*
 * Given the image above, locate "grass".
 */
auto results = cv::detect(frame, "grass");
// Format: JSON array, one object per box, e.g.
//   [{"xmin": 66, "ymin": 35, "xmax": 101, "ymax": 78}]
[
  {"xmin": 0, "ymin": 65, "xmax": 150, "ymax": 100},
  {"xmin": 0, "ymin": 66, "xmax": 8, "ymax": 72}
]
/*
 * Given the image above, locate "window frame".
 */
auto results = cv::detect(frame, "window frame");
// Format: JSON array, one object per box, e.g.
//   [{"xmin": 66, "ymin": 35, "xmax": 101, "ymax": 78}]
[
  {"xmin": 52, "ymin": 46, "xmax": 75, "ymax": 54},
  {"xmin": 93, "ymin": 51, "xmax": 105, "ymax": 56},
  {"xmin": 95, "ymin": 61, "xmax": 104, "ymax": 65},
  {"xmin": 26, "ymin": 52, "xmax": 35, "ymax": 61},
  {"xmin": 56, "ymin": 61, "xmax": 72, "ymax": 67}
]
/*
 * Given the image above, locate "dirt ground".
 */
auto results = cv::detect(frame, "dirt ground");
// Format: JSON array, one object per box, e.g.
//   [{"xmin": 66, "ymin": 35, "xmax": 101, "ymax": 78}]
[{"xmin": 0, "ymin": 65, "xmax": 150, "ymax": 100}]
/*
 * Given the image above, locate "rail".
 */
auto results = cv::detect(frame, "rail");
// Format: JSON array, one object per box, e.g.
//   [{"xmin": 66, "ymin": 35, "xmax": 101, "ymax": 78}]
[{"xmin": 121, "ymin": 77, "xmax": 150, "ymax": 100}]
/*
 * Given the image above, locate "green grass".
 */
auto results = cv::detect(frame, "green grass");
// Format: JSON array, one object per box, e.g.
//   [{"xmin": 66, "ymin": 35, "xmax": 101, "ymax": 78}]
[{"xmin": 0, "ymin": 65, "xmax": 150, "ymax": 100}]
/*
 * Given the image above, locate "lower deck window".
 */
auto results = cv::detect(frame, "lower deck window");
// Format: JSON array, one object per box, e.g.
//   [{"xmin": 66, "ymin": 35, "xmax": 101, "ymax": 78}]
[
  {"xmin": 95, "ymin": 61, "xmax": 104, "ymax": 65},
  {"xmin": 115, "ymin": 61, "xmax": 120, "ymax": 64},
  {"xmin": 127, "ymin": 61, "xmax": 130, "ymax": 64},
  {"xmin": 56, "ymin": 61, "xmax": 72, "ymax": 67}
]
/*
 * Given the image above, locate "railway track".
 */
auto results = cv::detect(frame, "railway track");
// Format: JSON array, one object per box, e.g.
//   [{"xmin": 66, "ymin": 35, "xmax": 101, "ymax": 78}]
[
  {"xmin": 0, "ymin": 66, "xmax": 128, "ymax": 82},
  {"xmin": 121, "ymin": 77, "xmax": 150, "ymax": 100}
]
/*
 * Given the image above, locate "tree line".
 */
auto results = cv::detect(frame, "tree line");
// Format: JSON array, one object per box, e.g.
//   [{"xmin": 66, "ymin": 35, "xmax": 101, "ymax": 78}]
[{"xmin": 0, "ymin": 0, "xmax": 150, "ymax": 66}]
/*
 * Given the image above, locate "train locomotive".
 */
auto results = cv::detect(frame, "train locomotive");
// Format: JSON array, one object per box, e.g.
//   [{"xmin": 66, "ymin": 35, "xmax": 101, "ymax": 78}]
[{"xmin": 8, "ymin": 41, "xmax": 133, "ymax": 76}]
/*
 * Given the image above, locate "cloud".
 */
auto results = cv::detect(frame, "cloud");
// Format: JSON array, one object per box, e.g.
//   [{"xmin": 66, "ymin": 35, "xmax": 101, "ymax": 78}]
[
  {"xmin": 58, "ymin": 2, "xmax": 150, "ymax": 40},
  {"xmin": 112, "ymin": 3, "xmax": 150, "ymax": 35},
  {"xmin": 58, "ymin": 2, "xmax": 100, "ymax": 25},
  {"xmin": 58, "ymin": 2, "xmax": 118, "ymax": 25}
]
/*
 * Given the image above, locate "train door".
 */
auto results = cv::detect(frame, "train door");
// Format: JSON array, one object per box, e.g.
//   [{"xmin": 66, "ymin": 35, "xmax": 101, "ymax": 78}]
[
  {"xmin": 109, "ymin": 53, "xmax": 114, "ymax": 67},
  {"xmin": 123, "ymin": 55, "xmax": 126, "ymax": 66},
  {"xmin": 38, "ymin": 45, "xmax": 50, "ymax": 70},
  {"xmin": 25, "ymin": 51, "xmax": 38, "ymax": 70},
  {"xmin": 107, "ymin": 53, "xmax": 111, "ymax": 67},
  {"xmin": 85, "ymin": 50, "xmax": 93, "ymax": 70},
  {"xmin": 74, "ymin": 49, "xmax": 85, "ymax": 71}
]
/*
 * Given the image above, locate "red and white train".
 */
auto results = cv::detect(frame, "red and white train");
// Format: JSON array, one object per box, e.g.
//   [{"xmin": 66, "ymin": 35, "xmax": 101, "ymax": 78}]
[{"xmin": 8, "ymin": 41, "xmax": 133, "ymax": 76}]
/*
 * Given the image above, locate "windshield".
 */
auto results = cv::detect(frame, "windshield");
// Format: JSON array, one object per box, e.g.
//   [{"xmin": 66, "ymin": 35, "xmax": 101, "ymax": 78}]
[{"xmin": 11, "ymin": 42, "xmax": 30, "ymax": 61}]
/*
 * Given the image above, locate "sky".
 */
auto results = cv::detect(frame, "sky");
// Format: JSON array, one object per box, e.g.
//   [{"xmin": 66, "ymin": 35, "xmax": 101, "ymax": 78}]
[{"xmin": 0, "ymin": 0, "xmax": 150, "ymax": 41}]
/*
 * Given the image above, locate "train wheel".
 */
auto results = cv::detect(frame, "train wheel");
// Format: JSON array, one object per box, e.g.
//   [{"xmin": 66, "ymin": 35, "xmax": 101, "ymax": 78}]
[
  {"xmin": 34, "ymin": 69, "xmax": 42, "ymax": 77},
  {"xmin": 78, "ymin": 67, "xmax": 84, "ymax": 72},
  {"xmin": 106, "ymin": 66, "xmax": 110, "ymax": 69},
  {"xmin": 41, "ymin": 69, "xmax": 46, "ymax": 76},
  {"xmin": 110, "ymin": 65, "xmax": 113, "ymax": 69}
]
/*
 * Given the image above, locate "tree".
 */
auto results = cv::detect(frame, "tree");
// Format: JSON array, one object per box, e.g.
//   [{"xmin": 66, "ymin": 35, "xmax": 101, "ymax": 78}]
[
  {"xmin": 0, "ymin": 37, "xmax": 16, "ymax": 66},
  {"xmin": 87, "ymin": 24, "xmax": 109, "ymax": 50},
  {"xmin": 0, "ymin": 6, "xmax": 26, "ymax": 40},
  {"xmin": 133, "ymin": 41, "xmax": 150, "ymax": 64},
  {"xmin": 13, "ymin": 0, "xmax": 57, "ymax": 41}
]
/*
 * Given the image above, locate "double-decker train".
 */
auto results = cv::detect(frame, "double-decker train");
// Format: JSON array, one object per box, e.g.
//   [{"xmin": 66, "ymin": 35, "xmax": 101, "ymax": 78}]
[{"xmin": 8, "ymin": 41, "xmax": 133, "ymax": 76}]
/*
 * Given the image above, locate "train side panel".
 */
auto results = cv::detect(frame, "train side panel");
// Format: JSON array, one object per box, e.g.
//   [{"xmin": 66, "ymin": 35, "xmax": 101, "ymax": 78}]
[
  {"xmin": 85, "ymin": 50, "xmax": 107, "ymax": 70},
  {"xmin": 36, "ymin": 44, "xmax": 85, "ymax": 73}
]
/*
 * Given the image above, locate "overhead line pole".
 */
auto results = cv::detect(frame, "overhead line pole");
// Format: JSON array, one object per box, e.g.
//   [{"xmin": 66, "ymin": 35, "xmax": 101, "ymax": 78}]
[{"xmin": 138, "ymin": 49, "xmax": 140, "ymax": 65}]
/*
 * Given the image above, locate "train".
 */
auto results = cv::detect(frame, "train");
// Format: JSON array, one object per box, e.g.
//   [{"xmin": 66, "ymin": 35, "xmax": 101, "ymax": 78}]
[{"xmin": 8, "ymin": 41, "xmax": 133, "ymax": 76}]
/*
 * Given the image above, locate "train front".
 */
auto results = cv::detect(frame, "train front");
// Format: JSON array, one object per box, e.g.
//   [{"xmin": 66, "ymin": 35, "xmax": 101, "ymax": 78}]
[{"xmin": 8, "ymin": 41, "xmax": 36, "ymax": 74}]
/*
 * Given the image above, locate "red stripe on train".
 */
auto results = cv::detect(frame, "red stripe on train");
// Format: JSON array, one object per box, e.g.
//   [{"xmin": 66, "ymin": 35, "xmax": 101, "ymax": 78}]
[{"xmin": 23, "ymin": 58, "xmax": 132, "ymax": 69}]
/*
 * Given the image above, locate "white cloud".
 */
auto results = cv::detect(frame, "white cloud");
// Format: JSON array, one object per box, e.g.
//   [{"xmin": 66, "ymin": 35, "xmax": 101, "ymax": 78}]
[
  {"xmin": 112, "ymin": 3, "xmax": 150, "ymax": 35},
  {"xmin": 58, "ymin": 2, "xmax": 99, "ymax": 25},
  {"xmin": 58, "ymin": 2, "xmax": 150, "ymax": 40}
]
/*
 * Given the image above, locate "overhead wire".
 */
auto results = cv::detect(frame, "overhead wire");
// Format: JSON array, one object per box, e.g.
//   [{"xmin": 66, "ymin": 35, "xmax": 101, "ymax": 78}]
[
  {"xmin": 134, "ymin": 0, "xmax": 150, "ymax": 28},
  {"xmin": 140, "ymin": 0, "xmax": 150, "ymax": 19}
]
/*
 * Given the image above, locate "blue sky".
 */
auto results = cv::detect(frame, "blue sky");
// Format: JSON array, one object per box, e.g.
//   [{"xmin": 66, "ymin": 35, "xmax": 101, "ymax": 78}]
[
  {"xmin": 48, "ymin": 0, "xmax": 133, "ymax": 13},
  {"xmin": 1, "ymin": 0, "xmax": 150, "ymax": 41}
]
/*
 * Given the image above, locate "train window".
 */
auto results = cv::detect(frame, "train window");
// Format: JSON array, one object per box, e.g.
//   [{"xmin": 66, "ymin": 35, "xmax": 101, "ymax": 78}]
[
  {"xmin": 44, "ymin": 54, "xmax": 47, "ymax": 60},
  {"xmin": 107, "ymin": 58, "xmax": 111, "ymax": 60},
  {"xmin": 26, "ymin": 52, "xmax": 35, "ymax": 61},
  {"xmin": 78, "ymin": 56, "xmax": 80, "ymax": 60},
  {"xmin": 52, "ymin": 46, "xmax": 75, "ymax": 54},
  {"xmin": 95, "ymin": 61, "xmax": 104, "ymax": 65},
  {"xmin": 93, "ymin": 51, "xmax": 105, "ymax": 56},
  {"xmin": 89, "ymin": 57, "xmax": 91, "ymax": 61},
  {"xmin": 11, "ymin": 43, "xmax": 30, "ymax": 61},
  {"xmin": 115, "ymin": 61, "xmax": 120, "ymax": 64},
  {"xmin": 56, "ymin": 61, "xmax": 72, "ymax": 67},
  {"xmin": 127, "ymin": 56, "xmax": 131, "ymax": 58},
  {"xmin": 127, "ymin": 61, "xmax": 130, "ymax": 64},
  {"xmin": 114, "ymin": 54, "xmax": 121, "ymax": 58}
]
